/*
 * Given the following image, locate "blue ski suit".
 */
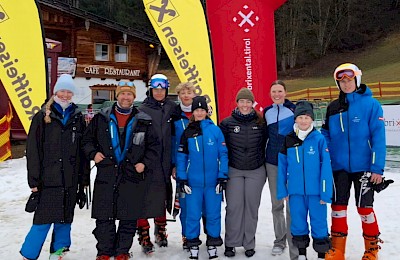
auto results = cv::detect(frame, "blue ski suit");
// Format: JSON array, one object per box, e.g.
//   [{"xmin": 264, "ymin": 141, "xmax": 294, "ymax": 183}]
[
  {"xmin": 177, "ymin": 119, "xmax": 228, "ymax": 242},
  {"xmin": 278, "ymin": 129, "xmax": 333, "ymax": 239}
]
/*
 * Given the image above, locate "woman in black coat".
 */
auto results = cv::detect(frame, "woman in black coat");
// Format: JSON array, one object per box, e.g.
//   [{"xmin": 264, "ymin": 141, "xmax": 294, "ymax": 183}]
[{"xmin": 20, "ymin": 74, "xmax": 90, "ymax": 260}]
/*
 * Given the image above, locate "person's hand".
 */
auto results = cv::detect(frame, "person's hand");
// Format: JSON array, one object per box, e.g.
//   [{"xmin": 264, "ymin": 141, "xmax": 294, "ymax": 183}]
[
  {"xmin": 370, "ymin": 173, "xmax": 383, "ymax": 184},
  {"xmin": 171, "ymin": 167, "xmax": 177, "ymax": 180},
  {"xmin": 320, "ymin": 200, "xmax": 327, "ymax": 204},
  {"xmin": 284, "ymin": 197, "xmax": 288, "ymax": 201},
  {"xmin": 94, "ymin": 152, "xmax": 105, "ymax": 163},
  {"xmin": 31, "ymin": 187, "xmax": 38, "ymax": 192},
  {"xmin": 135, "ymin": 163, "xmax": 145, "ymax": 173},
  {"xmin": 215, "ymin": 178, "xmax": 228, "ymax": 194},
  {"xmin": 179, "ymin": 180, "xmax": 192, "ymax": 194}
]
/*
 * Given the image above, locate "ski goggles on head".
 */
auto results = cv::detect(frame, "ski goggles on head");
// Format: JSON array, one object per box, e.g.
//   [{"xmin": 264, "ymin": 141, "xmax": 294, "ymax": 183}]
[
  {"xmin": 149, "ymin": 78, "xmax": 169, "ymax": 89},
  {"xmin": 335, "ymin": 69, "xmax": 359, "ymax": 81},
  {"xmin": 118, "ymin": 81, "xmax": 134, "ymax": 87}
]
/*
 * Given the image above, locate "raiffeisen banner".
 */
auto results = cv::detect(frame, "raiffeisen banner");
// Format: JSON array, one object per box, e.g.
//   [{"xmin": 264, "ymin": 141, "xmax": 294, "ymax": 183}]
[
  {"xmin": 143, "ymin": 0, "xmax": 217, "ymax": 122},
  {"xmin": 0, "ymin": 0, "xmax": 47, "ymax": 133},
  {"xmin": 207, "ymin": 0, "xmax": 286, "ymax": 121}
]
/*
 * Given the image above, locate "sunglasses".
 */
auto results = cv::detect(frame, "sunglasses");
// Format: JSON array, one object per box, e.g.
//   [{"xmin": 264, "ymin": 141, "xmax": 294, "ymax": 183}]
[
  {"xmin": 150, "ymin": 78, "xmax": 168, "ymax": 89},
  {"xmin": 335, "ymin": 69, "xmax": 358, "ymax": 81},
  {"xmin": 118, "ymin": 81, "xmax": 134, "ymax": 87}
]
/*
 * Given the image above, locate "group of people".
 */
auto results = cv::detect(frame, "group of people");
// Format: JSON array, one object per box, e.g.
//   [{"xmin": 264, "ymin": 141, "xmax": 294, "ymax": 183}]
[{"xmin": 20, "ymin": 62, "xmax": 388, "ymax": 260}]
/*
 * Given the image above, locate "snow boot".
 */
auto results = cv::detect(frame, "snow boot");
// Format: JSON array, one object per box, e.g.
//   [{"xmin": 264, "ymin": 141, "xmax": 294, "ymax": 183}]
[
  {"xmin": 207, "ymin": 246, "xmax": 218, "ymax": 259},
  {"xmin": 189, "ymin": 245, "xmax": 200, "ymax": 259},
  {"xmin": 224, "ymin": 247, "xmax": 235, "ymax": 257},
  {"xmin": 325, "ymin": 232, "xmax": 347, "ymax": 260},
  {"xmin": 362, "ymin": 234, "xmax": 382, "ymax": 260},
  {"xmin": 245, "ymin": 249, "xmax": 256, "ymax": 257},
  {"xmin": 138, "ymin": 225, "xmax": 155, "ymax": 255},
  {"xmin": 154, "ymin": 220, "xmax": 168, "ymax": 247}
]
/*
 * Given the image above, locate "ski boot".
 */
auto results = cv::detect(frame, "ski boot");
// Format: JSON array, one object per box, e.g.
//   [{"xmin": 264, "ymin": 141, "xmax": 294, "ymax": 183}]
[
  {"xmin": 114, "ymin": 254, "xmax": 131, "ymax": 260},
  {"xmin": 207, "ymin": 246, "xmax": 218, "ymax": 259},
  {"xmin": 95, "ymin": 256, "xmax": 111, "ymax": 260},
  {"xmin": 138, "ymin": 225, "xmax": 155, "ymax": 255},
  {"xmin": 154, "ymin": 220, "xmax": 168, "ymax": 247},
  {"xmin": 325, "ymin": 232, "xmax": 347, "ymax": 260},
  {"xmin": 362, "ymin": 234, "xmax": 383, "ymax": 260},
  {"xmin": 189, "ymin": 245, "xmax": 199, "ymax": 259}
]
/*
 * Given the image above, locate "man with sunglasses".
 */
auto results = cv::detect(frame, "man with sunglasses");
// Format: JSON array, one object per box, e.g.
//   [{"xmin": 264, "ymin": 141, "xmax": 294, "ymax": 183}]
[
  {"xmin": 137, "ymin": 73, "xmax": 177, "ymax": 254},
  {"xmin": 322, "ymin": 63, "xmax": 386, "ymax": 260}
]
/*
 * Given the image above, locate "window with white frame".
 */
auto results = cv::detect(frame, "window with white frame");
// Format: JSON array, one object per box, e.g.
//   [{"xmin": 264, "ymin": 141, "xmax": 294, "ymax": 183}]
[
  {"xmin": 95, "ymin": 43, "xmax": 109, "ymax": 61},
  {"xmin": 115, "ymin": 45, "xmax": 128, "ymax": 62}
]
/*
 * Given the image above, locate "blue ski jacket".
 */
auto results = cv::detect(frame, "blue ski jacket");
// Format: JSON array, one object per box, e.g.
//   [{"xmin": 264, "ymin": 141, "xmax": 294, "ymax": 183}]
[
  {"xmin": 177, "ymin": 119, "xmax": 228, "ymax": 187},
  {"xmin": 278, "ymin": 128, "xmax": 333, "ymax": 203},
  {"xmin": 264, "ymin": 100, "xmax": 296, "ymax": 165},
  {"xmin": 321, "ymin": 84, "xmax": 386, "ymax": 174}
]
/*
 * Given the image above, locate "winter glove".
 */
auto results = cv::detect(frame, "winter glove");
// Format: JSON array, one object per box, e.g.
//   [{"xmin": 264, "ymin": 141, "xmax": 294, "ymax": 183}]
[
  {"xmin": 369, "ymin": 178, "xmax": 394, "ymax": 193},
  {"xmin": 76, "ymin": 188, "xmax": 87, "ymax": 209},
  {"xmin": 215, "ymin": 178, "xmax": 228, "ymax": 194},
  {"xmin": 25, "ymin": 191, "xmax": 40, "ymax": 213},
  {"xmin": 179, "ymin": 180, "xmax": 192, "ymax": 194}
]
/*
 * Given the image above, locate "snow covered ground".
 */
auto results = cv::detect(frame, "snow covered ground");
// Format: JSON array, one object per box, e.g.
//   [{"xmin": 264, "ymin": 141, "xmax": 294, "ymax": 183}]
[{"xmin": 0, "ymin": 155, "xmax": 399, "ymax": 259}]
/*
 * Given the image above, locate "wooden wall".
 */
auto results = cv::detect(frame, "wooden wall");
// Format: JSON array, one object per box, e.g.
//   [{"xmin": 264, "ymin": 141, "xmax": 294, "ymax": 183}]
[{"xmin": 40, "ymin": 5, "xmax": 152, "ymax": 81}]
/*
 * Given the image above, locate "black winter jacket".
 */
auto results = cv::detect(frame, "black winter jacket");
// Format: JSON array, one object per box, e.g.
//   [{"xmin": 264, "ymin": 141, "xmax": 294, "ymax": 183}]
[
  {"xmin": 139, "ymin": 97, "xmax": 177, "ymax": 216},
  {"xmin": 82, "ymin": 105, "xmax": 158, "ymax": 220},
  {"xmin": 26, "ymin": 103, "xmax": 90, "ymax": 224},
  {"xmin": 220, "ymin": 110, "xmax": 267, "ymax": 170}
]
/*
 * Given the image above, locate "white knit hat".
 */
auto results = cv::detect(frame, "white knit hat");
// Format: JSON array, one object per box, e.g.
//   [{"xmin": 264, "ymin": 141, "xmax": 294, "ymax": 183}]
[{"xmin": 53, "ymin": 74, "xmax": 76, "ymax": 95}]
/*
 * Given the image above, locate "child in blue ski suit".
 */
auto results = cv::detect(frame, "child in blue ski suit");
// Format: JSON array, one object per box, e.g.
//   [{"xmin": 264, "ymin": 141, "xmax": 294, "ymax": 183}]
[
  {"xmin": 278, "ymin": 101, "xmax": 333, "ymax": 260},
  {"xmin": 177, "ymin": 96, "xmax": 228, "ymax": 259}
]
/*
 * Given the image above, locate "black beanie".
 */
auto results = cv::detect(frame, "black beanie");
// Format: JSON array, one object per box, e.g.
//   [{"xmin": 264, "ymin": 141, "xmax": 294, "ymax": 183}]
[
  {"xmin": 192, "ymin": 96, "xmax": 208, "ymax": 112},
  {"xmin": 294, "ymin": 101, "xmax": 314, "ymax": 120}
]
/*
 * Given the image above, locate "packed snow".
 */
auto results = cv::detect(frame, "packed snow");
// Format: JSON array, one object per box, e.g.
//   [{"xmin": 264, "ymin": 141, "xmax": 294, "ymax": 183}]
[{"xmin": 0, "ymin": 155, "xmax": 399, "ymax": 259}]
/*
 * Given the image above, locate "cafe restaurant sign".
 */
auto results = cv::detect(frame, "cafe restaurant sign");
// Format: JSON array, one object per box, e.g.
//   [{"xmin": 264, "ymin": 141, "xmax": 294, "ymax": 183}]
[{"xmin": 82, "ymin": 65, "xmax": 141, "ymax": 77}]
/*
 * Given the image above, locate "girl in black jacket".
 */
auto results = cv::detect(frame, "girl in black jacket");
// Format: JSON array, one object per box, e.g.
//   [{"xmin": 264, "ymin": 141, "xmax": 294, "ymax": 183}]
[{"xmin": 20, "ymin": 74, "xmax": 90, "ymax": 260}]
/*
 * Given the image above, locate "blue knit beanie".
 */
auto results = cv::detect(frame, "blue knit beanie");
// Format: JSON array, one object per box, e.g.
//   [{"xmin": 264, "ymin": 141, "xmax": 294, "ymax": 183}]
[{"xmin": 53, "ymin": 74, "xmax": 76, "ymax": 95}]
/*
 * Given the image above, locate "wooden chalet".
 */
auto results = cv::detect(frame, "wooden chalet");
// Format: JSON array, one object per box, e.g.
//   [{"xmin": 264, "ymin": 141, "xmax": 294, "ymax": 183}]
[{"xmin": 39, "ymin": 0, "xmax": 161, "ymax": 105}]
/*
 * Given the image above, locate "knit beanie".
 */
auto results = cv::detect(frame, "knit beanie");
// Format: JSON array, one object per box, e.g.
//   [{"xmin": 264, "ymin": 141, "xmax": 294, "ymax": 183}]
[
  {"xmin": 116, "ymin": 82, "xmax": 136, "ymax": 98},
  {"xmin": 192, "ymin": 96, "xmax": 208, "ymax": 112},
  {"xmin": 53, "ymin": 74, "xmax": 76, "ymax": 95},
  {"xmin": 294, "ymin": 101, "xmax": 314, "ymax": 120},
  {"xmin": 236, "ymin": 88, "xmax": 255, "ymax": 103}
]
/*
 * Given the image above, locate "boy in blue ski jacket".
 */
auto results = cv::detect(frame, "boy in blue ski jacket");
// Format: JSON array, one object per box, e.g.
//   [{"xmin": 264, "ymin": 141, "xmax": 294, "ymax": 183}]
[
  {"xmin": 278, "ymin": 101, "xmax": 333, "ymax": 260},
  {"xmin": 177, "ymin": 96, "xmax": 228, "ymax": 260},
  {"xmin": 323, "ymin": 63, "xmax": 387, "ymax": 260}
]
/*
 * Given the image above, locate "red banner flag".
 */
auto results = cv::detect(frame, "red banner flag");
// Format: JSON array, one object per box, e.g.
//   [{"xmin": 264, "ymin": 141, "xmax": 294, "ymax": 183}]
[{"xmin": 207, "ymin": 0, "xmax": 286, "ymax": 121}]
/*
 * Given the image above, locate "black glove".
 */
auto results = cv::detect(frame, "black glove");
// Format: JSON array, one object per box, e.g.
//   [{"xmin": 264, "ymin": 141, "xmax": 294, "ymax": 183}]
[
  {"xmin": 178, "ymin": 180, "xmax": 192, "ymax": 194},
  {"xmin": 25, "ymin": 192, "xmax": 40, "ymax": 213},
  {"xmin": 76, "ymin": 188, "xmax": 87, "ymax": 209},
  {"xmin": 369, "ymin": 178, "xmax": 394, "ymax": 193},
  {"xmin": 216, "ymin": 178, "xmax": 228, "ymax": 194}
]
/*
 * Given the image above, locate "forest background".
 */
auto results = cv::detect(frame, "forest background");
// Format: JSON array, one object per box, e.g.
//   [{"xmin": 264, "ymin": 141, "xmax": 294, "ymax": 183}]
[{"xmin": 55, "ymin": 0, "xmax": 400, "ymax": 90}]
